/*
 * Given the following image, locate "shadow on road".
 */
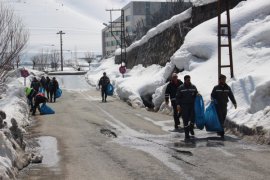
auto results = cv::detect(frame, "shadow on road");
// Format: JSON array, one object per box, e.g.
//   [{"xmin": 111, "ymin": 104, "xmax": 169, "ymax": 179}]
[{"xmin": 172, "ymin": 135, "xmax": 240, "ymax": 148}]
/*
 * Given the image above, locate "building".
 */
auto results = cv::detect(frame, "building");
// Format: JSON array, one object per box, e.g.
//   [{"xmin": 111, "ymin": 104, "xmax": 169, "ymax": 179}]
[
  {"xmin": 102, "ymin": 1, "xmax": 191, "ymax": 58},
  {"xmin": 102, "ymin": 17, "xmax": 121, "ymax": 58}
]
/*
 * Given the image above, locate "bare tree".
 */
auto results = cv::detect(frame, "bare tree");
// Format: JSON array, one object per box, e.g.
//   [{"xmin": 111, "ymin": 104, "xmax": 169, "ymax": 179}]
[
  {"xmin": 0, "ymin": 3, "xmax": 29, "ymax": 80},
  {"xmin": 84, "ymin": 52, "xmax": 95, "ymax": 70},
  {"xmin": 49, "ymin": 50, "xmax": 60, "ymax": 71}
]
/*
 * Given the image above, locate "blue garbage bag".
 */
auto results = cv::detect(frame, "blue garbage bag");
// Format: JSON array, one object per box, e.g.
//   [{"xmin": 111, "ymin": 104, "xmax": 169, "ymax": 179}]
[
  {"xmin": 39, "ymin": 87, "xmax": 45, "ymax": 94},
  {"xmin": 55, "ymin": 88, "xmax": 62, "ymax": 98},
  {"xmin": 205, "ymin": 102, "xmax": 223, "ymax": 132},
  {"xmin": 40, "ymin": 103, "xmax": 55, "ymax": 115},
  {"xmin": 106, "ymin": 84, "xmax": 114, "ymax": 96},
  {"xmin": 194, "ymin": 95, "xmax": 205, "ymax": 130}
]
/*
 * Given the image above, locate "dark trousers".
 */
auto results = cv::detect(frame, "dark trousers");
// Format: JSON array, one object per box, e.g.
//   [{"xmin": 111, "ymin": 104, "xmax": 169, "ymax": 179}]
[
  {"xmin": 171, "ymin": 100, "xmax": 181, "ymax": 126},
  {"xmin": 101, "ymin": 87, "xmax": 107, "ymax": 101},
  {"xmin": 32, "ymin": 102, "xmax": 41, "ymax": 115},
  {"xmin": 215, "ymin": 104, "xmax": 227, "ymax": 131},
  {"xmin": 46, "ymin": 89, "xmax": 50, "ymax": 100},
  {"xmin": 50, "ymin": 90, "xmax": 56, "ymax": 102},
  {"xmin": 181, "ymin": 103, "xmax": 195, "ymax": 137},
  {"xmin": 27, "ymin": 90, "xmax": 36, "ymax": 111}
]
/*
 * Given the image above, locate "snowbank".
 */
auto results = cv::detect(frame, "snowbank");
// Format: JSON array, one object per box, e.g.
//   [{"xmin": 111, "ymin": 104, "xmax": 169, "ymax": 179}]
[
  {"xmin": 0, "ymin": 68, "xmax": 44, "ymax": 178},
  {"xmin": 86, "ymin": 58, "xmax": 175, "ymax": 108},
  {"xmin": 190, "ymin": 0, "xmax": 217, "ymax": 7},
  {"xmin": 167, "ymin": 0, "xmax": 270, "ymax": 140}
]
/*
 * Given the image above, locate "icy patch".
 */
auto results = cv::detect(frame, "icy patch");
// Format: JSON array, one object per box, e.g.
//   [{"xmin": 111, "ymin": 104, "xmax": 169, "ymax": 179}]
[
  {"xmin": 56, "ymin": 75, "xmax": 92, "ymax": 91},
  {"xmin": 81, "ymin": 93, "xmax": 192, "ymax": 177},
  {"xmin": 37, "ymin": 136, "xmax": 59, "ymax": 168}
]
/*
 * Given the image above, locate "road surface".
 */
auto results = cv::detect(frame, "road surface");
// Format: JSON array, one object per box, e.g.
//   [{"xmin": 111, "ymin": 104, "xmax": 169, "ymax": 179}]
[{"xmin": 19, "ymin": 75, "xmax": 270, "ymax": 180}]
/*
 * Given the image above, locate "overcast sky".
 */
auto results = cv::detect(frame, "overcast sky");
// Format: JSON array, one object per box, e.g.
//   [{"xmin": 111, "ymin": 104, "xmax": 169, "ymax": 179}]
[{"xmin": 64, "ymin": 0, "xmax": 167, "ymax": 24}]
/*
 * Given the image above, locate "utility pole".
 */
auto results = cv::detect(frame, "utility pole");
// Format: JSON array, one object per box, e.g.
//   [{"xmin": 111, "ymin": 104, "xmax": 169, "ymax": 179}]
[
  {"xmin": 105, "ymin": 9, "xmax": 127, "ymax": 76},
  {"xmin": 57, "ymin": 30, "xmax": 65, "ymax": 71}
]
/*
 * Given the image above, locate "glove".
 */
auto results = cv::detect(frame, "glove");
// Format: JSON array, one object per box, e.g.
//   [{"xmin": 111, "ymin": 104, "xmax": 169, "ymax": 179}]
[{"xmin": 234, "ymin": 104, "xmax": 237, "ymax": 109}]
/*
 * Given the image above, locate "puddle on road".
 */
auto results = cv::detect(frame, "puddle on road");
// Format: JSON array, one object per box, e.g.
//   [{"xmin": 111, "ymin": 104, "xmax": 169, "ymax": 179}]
[
  {"xmin": 19, "ymin": 136, "xmax": 61, "ymax": 179},
  {"xmin": 37, "ymin": 136, "xmax": 60, "ymax": 168}
]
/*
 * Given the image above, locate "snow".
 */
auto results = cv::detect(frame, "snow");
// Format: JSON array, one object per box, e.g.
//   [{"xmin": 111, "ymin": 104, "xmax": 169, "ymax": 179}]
[
  {"xmin": 190, "ymin": 0, "xmax": 217, "ymax": 7},
  {"xmin": 115, "ymin": 8, "xmax": 192, "ymax": 55},
  {"xmin": 0, "ymin": 68, "xmax": 45, "ymax": 178},
  {"xmin": 88, "ymin": 0, "xmax": 270, "ymax": 137},
  {"xmin": 57, "ymin": 75, "xmax": 92, "ymax": 91},
  {"xmin": 37, "ymin": 136, "xmax": 59, "ymax": 168},
  {"xmin": 169, "ymin": 0, "xmax": 270, "ymax": 132},
  {"xmin": 86, "ymin": 58, "xmax": 175, "ymax": 107}
]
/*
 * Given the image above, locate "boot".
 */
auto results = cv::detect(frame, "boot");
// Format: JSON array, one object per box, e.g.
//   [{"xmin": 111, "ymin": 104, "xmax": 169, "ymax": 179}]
[
  {"xmin": 184, "ymin": 126, "xmax": 190, "ymax": 141},
  {"xmin": 189, "ymin": 123, "xmax": 195, "ymax": 136}
]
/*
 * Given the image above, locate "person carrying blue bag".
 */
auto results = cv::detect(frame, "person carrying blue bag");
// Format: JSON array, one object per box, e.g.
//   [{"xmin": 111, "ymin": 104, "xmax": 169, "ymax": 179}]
[
  {"xmin": 49, "ymin": 77, "xmax": 59, "ymax": 103},
  {"xmin": 211, "ymin": 74, "xmax": 237, "ymax": 138},
  {"xmin": 98, "ymin": 72, "xmax": 110, "ymax": 102},
  {"xmin": 176, "ymin": 75, "xmax": 198, "ymax": 141}
]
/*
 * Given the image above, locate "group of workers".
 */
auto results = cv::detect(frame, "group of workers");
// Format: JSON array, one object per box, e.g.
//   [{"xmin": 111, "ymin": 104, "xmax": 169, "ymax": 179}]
[
  {"xmin": 165, "ymin": 73, "xmax": 237, "ymax": 141},
  {"xmin": 26, "ymin": 76, "xmax": 59, "ymax": 115}
]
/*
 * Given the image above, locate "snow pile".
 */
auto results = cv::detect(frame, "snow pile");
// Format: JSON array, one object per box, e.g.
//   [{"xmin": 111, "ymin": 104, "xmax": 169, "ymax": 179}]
[
  {"xmin": 166, "ymin": 0, "xmax": 270, "ymax": 138},
  {"xmin": 0, "ymin": 68, "xmax": 44, "ymax": 178},
  {"xmin": 190, "ymin": 0, "xmax": 217, "ymax": 7},
  {"xmin": 86, "ymin": 58, "xmax": 175, "ymax": 107},
  {"xmin": 115, "ymin": 8, "xmax": 192, "ymax": 55}
]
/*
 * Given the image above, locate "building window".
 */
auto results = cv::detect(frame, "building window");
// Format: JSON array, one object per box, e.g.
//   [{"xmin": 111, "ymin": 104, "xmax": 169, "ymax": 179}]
[
  {"xmin": 126, "ymin": 26, "xmax": 132, "ymax": 33},
  {"xmin": 126, "ymin": 15, "xmax": 131, "ymax": 22}
]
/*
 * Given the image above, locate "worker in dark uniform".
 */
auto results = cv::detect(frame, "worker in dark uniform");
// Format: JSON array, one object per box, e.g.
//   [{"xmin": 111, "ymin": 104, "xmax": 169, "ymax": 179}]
[
  {"xmin": 32, "ymin": 93, "xmax": 48, "ymax": 116},
  {"xmin": 176, "ymin": 75, "xmax": 198, "ymax": 141},
  {"xmin": 211, "ymin": 74, "xmax": 237, "ymax": 138},
  {"xmin": 98, "ymin": 72, "xmax": 110, "ymax": 102},
  {"xmin": 165, "ymin": 73, "xmax": 183, "ymax": 130},
  {"xmin": 49, "ymin": 77, "xmax": 59, "ymax": 103},
  {"xmin": 30, "ymin": 77, "xmax": 41, "ymax": 92}
]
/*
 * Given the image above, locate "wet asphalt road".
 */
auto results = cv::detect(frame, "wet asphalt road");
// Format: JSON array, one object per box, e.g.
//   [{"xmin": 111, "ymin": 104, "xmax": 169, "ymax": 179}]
[{"xmin": 19, "ymin": 81, "xmax": 270, "ymax": 180}]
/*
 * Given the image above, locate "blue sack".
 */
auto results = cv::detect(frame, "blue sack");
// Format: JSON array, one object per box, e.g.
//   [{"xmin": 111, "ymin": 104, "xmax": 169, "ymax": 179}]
[
  {"xmin": 106, "ymin": 84, "xmax": 114, "ymax": 96},
  {"xmin": 55, "ymin": 88, "xmax": 62, "ymax": 98},
  {"xmin": 194, "ymin": 95, "xmax": 205, "ymax": 130},
  {"xmin": 40, "ymin": 103, "xmax": 55, "ymax": 115},
  {"xmin": 39, "ymin": 87, "xmax": 45, "ymax": 94},
  {"xmin": 205, "ymin": 102, "xmax": 223, "ymax": 132}
]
